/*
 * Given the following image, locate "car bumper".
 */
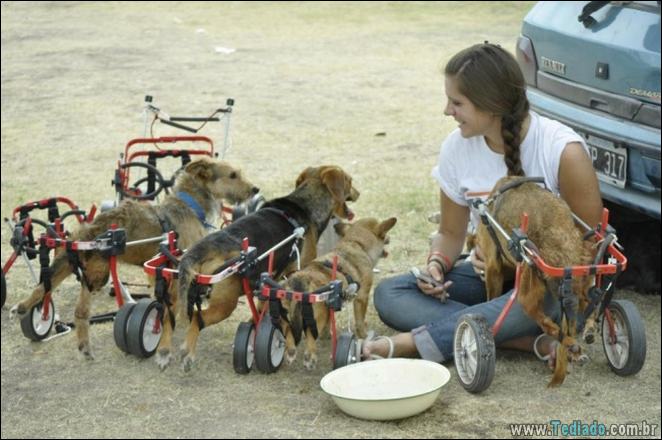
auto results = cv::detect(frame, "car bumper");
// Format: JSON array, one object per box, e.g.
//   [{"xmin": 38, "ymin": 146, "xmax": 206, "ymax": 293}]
[{"xmin": 527, "ymin": 88, "xmax": 661, "ymax": 220}]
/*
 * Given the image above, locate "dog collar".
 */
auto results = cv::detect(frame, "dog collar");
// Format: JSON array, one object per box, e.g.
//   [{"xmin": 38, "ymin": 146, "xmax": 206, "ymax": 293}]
[{"xmin": 176, "ymin": 192, "xmax": 216, "ymax": 230}]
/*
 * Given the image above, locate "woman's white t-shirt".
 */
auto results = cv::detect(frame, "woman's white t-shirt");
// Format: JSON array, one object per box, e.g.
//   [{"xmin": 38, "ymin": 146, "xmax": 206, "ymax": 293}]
[{"xmin": 431, "ymin": 111, "xmax": 588, "ymax": 229}]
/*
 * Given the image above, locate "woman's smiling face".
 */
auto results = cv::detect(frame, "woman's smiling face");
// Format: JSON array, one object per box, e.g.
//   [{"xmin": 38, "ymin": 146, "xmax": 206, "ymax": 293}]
[{"xmin": 444, "ymin": 75, "xmax": 500, "ymax": 140}]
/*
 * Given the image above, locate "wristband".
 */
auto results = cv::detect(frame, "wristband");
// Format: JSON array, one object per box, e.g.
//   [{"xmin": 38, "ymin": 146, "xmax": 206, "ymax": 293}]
[
  {"xmin": 427, "ymin": 259, "xmax": 445, "ymax": 275},
  {"xmin": 428, "ymin": 251, "xmax": 452, "ymax": 274}
]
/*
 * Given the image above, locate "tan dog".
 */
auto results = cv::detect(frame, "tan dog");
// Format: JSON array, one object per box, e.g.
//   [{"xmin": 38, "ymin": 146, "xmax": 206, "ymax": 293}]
[
  {"xmin": 281, "ymin": 217, "xmax": 397, "ymax": 370},
  {"xmin": 10, "ymin": 157, "xmax": 258, "ymax": 359},
  {"xmin": 474, "ymin": 176, "xmax": 593, "ymax": 387},
  {"xmin": 170, "ymin": 165, "xmax": 360, "ymax": 371}
]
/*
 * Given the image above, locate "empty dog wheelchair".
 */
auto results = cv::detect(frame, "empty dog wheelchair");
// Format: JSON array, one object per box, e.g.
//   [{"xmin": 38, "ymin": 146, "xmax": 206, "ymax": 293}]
[
  {"xmin": 104, "ymin": 95, "xmax": 264, "ymax": 223},
  {"xmin": 452, "ymin": 197, "xmax": 645, "ymax": 393}
]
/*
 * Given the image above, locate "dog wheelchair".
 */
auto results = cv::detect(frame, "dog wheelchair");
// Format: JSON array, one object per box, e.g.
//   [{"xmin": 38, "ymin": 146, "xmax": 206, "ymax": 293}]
[
  {"xmin": 452, "ymin": 191, "xmax": 645, "ymax": 393},
  {"xmin": 140, "ymin": 228, "xmax": 310, "ymax": 368},
  {"xmin": 255, "ymin": 254, "xmax": 360, "ymax": 373},
  {"xmin": 103, "ymin": 95, "xmax": 265, "ymax": 225},
  {"xmin": 2, "ymin": 196, "xmax": 96, "ymax": 309},
  {"xmin": 10, "ymin": 223, "xmax": 172, "ymax": 344}
]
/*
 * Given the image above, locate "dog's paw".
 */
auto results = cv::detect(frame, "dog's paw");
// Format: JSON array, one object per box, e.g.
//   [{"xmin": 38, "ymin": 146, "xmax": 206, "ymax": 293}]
[
  {"xmin": 78, "ymin": 342, "xmax": 95, "ymax": 361},
  {"xmin": 582, "ymin": 330, "xmax": 595, "ymax": 345},
  {"xmin": 9, "ymin": 303, "xmax": 25, "ymax": 320},
  {"xmin": 155, "ymin": 349, "xmax": 172, "ymax": 371},
  {"xmin": 582, "ymin": 323, "xmax": 597, "ymax": 345},
  {"xmin": 303, "ymin": 352, "xmax": 317, "ymax": 371},
  {"xmin": 182, "ymin": 354, "xmax": 195, "ymax": 372},
  {"xmin": 575, "ymin": 353, "xmax": 590, "ymax": 367},
  {"xmin": 286, "ymin": 348, "xmax": 297, "ymax": 365}
]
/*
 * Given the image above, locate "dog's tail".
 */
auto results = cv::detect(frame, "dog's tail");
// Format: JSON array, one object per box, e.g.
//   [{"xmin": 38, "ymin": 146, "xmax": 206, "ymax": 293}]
[
  {"xmin": 548, "ymin": 317, "xmax": 572, "ymax": 388},
  {"xmin": 285, "ymin": 275, "xmax": 308, "ymax": 346},
  {"xmin": 548, "ymin": 343, "xmax": 569, "ymax": 388},
  {"xmin": 176, "ymin": 255, "xmax": 196, "ymax": 322}
]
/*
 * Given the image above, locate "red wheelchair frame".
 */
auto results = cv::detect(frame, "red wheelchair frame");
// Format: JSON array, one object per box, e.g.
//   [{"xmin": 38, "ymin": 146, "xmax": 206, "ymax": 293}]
[
  {"xmin": 452, "ymin": 203, "xmax": 645, "ymax": 394},
  {"xmin": 2, "ymin": 196, "xmax": 96, "ymax": 308}
]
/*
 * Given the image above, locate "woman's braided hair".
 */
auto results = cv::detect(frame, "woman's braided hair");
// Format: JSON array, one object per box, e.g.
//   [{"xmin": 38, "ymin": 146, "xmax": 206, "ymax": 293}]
[{"xmin": 444, "ymin": 42, "xmax": 529, "ymax": 176}]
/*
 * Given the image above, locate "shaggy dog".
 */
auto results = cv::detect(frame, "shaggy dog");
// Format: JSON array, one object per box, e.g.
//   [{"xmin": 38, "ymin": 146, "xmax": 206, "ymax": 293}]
[{"xmin": 11, "ymin": 157, "xmax": 258, "ymax": 359}]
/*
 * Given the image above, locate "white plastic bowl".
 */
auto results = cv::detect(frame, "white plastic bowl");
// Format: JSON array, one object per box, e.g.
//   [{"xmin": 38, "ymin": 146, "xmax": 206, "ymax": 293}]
[{"xmin": 320, "ymin": 358, "xmax": 451, "ymax": 421}]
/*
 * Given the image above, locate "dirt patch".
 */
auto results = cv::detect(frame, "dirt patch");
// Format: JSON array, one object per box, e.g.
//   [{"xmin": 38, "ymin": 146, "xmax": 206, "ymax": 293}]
[{"xmin": 2, "ymin": 2, "xmax": 660, "ymax": 438}]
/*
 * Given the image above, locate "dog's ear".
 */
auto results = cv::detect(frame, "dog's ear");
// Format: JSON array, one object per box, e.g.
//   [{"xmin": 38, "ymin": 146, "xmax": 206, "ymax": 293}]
[
  {"xmin": 333, "ymin": 221, "xmax": 350, "ymax": 237},
  {"xmin": 185, "ymin": 159, "xmax": 213, "ymax": 181},
  {"xmin": 295, "ymin": 167, "xmax": 314, "ymax": 188},
  {"xmin": 378, "ymin": 217, "xmax": 397, "ymax": 238},
  {"xmin": 320, "ymin": 167, "xmax": 347, "ymax": 205}
]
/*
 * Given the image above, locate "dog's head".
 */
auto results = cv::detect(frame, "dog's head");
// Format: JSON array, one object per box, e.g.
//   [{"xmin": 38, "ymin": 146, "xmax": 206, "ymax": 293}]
[
  {"xmin": 335, "ymin": 217, "xmax": 397, "ymax": 260},
  {"xmin": 295, "ymin": 165, "xmax": 360, "ymax": 220},
  {"xmin": 182, "ymin": 157, "xmax": 259, "ymax": 204}
]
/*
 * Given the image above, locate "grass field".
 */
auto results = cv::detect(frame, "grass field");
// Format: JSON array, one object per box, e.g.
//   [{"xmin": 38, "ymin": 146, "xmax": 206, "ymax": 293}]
[{"xmin": 2, "ymin": 2, "xmax": 660, "ymax": 438}]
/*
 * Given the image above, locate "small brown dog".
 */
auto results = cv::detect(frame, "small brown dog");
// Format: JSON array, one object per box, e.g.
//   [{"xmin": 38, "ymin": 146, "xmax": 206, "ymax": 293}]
[
  {"xmin": 282, "ymin": 216, "xmax": 397, "ymax": 370},
  {"xmin": 172, "ymin": 165, "xmax": 360, "ymax": 371},
  {"xmin": 10, "ymin": 157, "xmax": 258, "ymax": 359},
  {"xmin": 474, "ymin": 176, "xmax": 593, "ymax": 387}
]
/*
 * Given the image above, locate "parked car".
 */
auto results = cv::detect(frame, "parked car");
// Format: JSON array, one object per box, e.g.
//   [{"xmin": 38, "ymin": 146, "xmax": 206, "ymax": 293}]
[{"xmin": 515, "ymin": 1, "xmax": 660, "ymax": 293}]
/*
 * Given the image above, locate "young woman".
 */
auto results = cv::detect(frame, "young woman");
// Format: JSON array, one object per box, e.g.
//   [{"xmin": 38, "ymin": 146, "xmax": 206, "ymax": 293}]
[{"xmin": 367, "ymin": 43, "xmax": 603, "ymax": 367}]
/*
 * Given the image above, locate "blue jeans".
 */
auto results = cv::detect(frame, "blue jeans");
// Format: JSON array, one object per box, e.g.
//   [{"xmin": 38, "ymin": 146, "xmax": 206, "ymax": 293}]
[{"xmin": 373, "ymin": 261, "xmax": 561, "ymax": 362}]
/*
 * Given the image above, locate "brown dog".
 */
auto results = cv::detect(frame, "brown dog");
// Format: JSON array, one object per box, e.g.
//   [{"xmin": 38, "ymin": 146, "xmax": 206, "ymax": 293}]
[
  {"xmin": 474, "ymin": 176, "xmax": 593, "ymax": 387},
  {"xmin": 169, "ymin": 165, "xmax": 360, "ymax": 371},
  {"xmin": 10, "ymin": 157, "xmax": 258, "ymax": 359},
  {"xmin": 281, "ymin": 216, "xmax": 397, "ymax": 370}
]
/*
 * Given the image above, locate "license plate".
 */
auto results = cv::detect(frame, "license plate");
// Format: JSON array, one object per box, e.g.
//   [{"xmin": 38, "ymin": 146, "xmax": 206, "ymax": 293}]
[{"xmin": 586, "ymin": 135, "xmax": 627, "ymax": 189}]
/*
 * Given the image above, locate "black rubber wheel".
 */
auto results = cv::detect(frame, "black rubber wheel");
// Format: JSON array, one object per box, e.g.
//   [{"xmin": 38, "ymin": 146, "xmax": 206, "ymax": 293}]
[
  {"xmin": 118, "ymin": 162, "xmax": 167, "ymax": 201},
  {"xmin": 20, "ymin": 296, "xmax": 55, "ymax": 341},
  {"xmin": 254, "ymin": 318, "xmax": 286, "ymax": 374},
  {"xmin": 453, "ymin": 314, "xmax": 495, "ymax": 394},
  {"xmin": 113, "ymin": 302, "xmax": 137, "ymax": 353},
  {"xmin": 333, "ymin": 332, "xmax": 358, "ymax": 369},
  {"xmin": 233, "ymin": 321, "xmax": 256, "ymax": 374},
  {"xmin": 126, "ymin": 299, "xmax": 164, "ymax": 358},
  {"xmin": 602, "ymin": 299, "xmax": 646, "ymax": 376},
  {"xmin": 1, "ymin": 271, "xmax": 6, "ymax": 308}
]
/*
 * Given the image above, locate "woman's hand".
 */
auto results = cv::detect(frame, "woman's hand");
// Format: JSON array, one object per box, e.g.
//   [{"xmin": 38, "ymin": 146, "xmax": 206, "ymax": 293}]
[{"xmin": 416, "ymin": 262, "xmax": 453, "ymax": 298}]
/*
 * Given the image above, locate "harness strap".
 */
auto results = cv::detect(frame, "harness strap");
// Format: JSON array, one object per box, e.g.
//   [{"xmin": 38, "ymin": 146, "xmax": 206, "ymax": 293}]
[
  {"xmin": 260, "ymin": 207, "xmax": 304, "ymax": 232},
  {"xmin": 187, "ymin": 281, "xmax": 207, "ymax": 330},
  {"xmin": 321, "ymin": 260, "xmax": 360, "ymax": 297},
  {"xmin": 491, "ymin": 177, "xmax": 546, "ymax": 202},
  {"xmin": 479, "ymin": 211, "xmax": 510, "ymax": 265},
  {"xmin": 65, "ymin": 240, "xmax": 91, "ymax": 291},
  {"xmin": 147, "ymin": 154, "xmax": 158, "ymax": 198},
  {"xmin": 558, "ymin": 268, "xmax": 578, "ymax": 341},
  {"xmin": 479, "ymin": 177, "xmax": 548, "ymax": 266},
  {"xmin": 177, "ymin": 192, "xmax": 216, "ymax": 230},
  {"xmin": 156, "ymin": 213, "xmax": 176, "ymax": 236},
  {"xmin": 267, "ymin": 297, "xmax": 290, "ymax": 333},
  {"xmin": 260, "ymin": 207, "xmax": 307, "ymax": 265},
  {"xmin": 38, "ymin": 240, "xmax": 52, "ymax": 294},
  {"xmin": 154, "ymin": 266, "xmax": 175, "ymax": 330},
  {"xmin": 301, "ymin": 301, "xmax": 318, "ymax": 339}
]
